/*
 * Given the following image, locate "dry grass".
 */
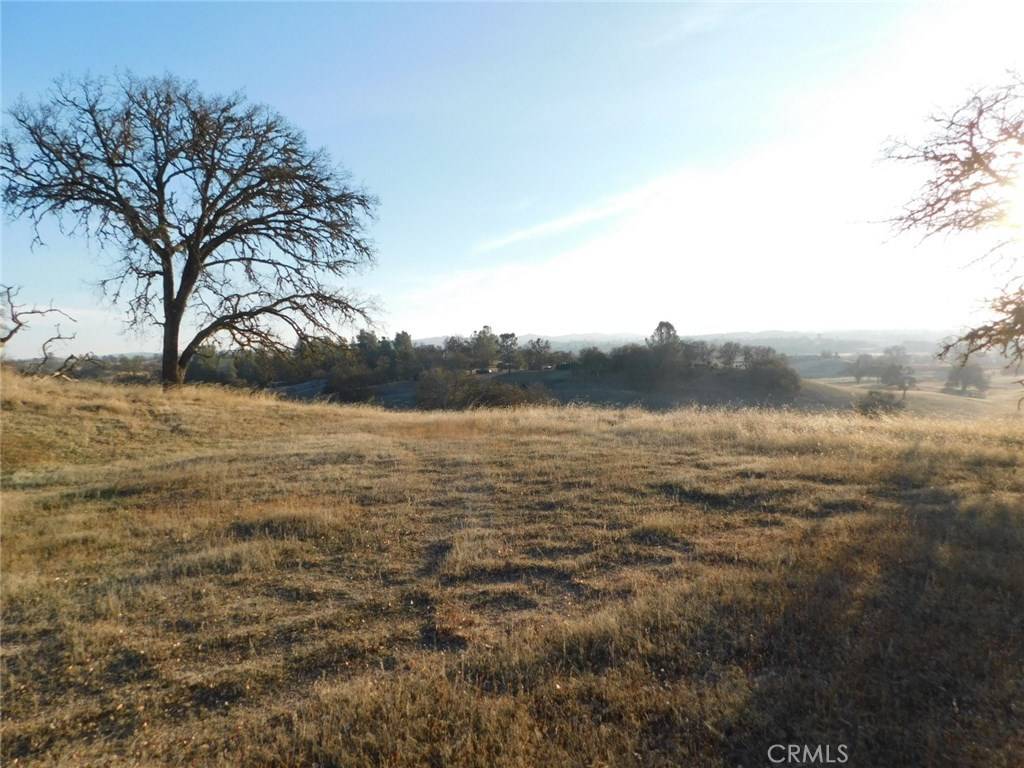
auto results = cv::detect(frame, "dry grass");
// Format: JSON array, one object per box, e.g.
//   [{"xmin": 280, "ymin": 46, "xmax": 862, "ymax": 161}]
[
  {"xmin": 809, "ymin": 370, "xmax": 1024, "ymax": 418},
  {"xmin": 2, "ymin": 372, "xmax": 1023, "ymax": 766}
]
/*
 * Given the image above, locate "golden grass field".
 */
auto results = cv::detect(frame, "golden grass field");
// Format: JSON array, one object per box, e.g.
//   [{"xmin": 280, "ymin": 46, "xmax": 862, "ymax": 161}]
[
  {"xmin": 804, "ymin": 371, "xmax": 1024, "ymax": 419},
  {"xmin": 2, "ymin": 372, "xmax": 1023, "ymax": 766}
]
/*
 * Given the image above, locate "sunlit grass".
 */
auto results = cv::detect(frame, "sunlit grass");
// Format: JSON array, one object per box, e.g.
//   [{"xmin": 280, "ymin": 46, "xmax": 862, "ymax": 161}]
[{"xmin": 1, "ymin": 373, "xmax": 1022, "ymax": 766}]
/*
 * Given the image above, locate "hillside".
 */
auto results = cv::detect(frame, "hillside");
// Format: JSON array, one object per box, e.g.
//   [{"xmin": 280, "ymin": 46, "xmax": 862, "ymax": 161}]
[
  {"xmin": 2, "ymin": 374, "xmax": 1023, "ymax": 767},
  {"xmin": 460, "ymin": 368, "xmax": 803, "ymax": 411},
  {"xmin": 365, "ymin": 368, "xmax": 804, "ymax": 411},
  {"xmin": 810, "ymin": 371, "xmax": 1024, "ymax": 418},
  {"xmin": 369, "ymin": 369, "xmax": 1021, "ymax": 417}
]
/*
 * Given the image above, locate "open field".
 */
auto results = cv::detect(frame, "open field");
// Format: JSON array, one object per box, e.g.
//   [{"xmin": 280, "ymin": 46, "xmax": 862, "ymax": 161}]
[
  {"xmin": 2, "ymin": 373, "xmax": 1023, "ymax": 766},
  {"xmin": 810, "ymin": 371, "xmax": 1024, "ymax": 418}
]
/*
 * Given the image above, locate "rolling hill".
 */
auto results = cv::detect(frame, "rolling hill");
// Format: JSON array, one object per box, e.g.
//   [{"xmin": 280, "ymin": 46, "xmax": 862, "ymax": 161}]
[{"xmin": 2, "ymin": 373, "xmax": 1022, "ymax": 767}]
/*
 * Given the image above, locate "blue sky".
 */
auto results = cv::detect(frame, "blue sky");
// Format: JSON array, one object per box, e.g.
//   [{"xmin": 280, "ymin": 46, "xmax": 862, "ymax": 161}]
[{"xmin": 2, "ymin": 1, "xmax": 1023, "ymax": 354}]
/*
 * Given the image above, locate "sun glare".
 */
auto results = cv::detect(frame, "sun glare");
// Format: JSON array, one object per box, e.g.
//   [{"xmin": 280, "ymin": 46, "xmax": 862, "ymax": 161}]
[{"xmin": 1004, "ymin": 182, "xmax": 1024, "ymax": 230}]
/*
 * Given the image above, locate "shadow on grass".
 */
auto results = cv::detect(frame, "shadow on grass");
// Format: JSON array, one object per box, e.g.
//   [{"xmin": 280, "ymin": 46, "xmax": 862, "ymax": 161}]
[
  {"xmin": 220, "ymin": 468, "xmax": 1023, "ymax": 768},
  {"xmin": 723, "ymin": 483, "xmax": 1024, "ymax": 766}
]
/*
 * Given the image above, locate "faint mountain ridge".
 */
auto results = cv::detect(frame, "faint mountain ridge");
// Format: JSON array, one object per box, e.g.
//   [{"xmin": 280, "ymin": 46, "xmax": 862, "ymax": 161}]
[{"xmin": 414, "ymin": 329, "xmax": 954, "ymax": 355}]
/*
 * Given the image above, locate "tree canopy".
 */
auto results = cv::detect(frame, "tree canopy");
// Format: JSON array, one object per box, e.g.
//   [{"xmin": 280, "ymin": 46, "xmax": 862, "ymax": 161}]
[
  {"xmin": 1, "ymin": 73, "xmax": 377, "ymax": 383},
  {"xmin": 887, "ymin": 73, "xmax": 1023, "ymax": 380}
]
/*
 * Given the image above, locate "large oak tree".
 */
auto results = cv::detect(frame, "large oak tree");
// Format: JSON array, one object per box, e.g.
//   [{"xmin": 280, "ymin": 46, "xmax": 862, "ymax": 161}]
[
  {"xmin": 887, "ymin": 73, "xmax": 1023, "ymax": 379},
  {"xmin": 2, "ymin": 74, "xmax": 376, "ymax": 384}
]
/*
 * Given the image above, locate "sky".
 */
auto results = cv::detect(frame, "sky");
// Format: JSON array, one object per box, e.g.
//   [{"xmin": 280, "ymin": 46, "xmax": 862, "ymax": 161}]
[{"xmin": 2, "ymin": 1, "xmax": 1023, "ymax": 356}]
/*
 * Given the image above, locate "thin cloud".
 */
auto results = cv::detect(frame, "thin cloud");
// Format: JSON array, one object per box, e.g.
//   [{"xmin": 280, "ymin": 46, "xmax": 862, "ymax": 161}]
[
  {"xmin": 388, "ymin": 2, "xmax": 1023, "ymax": 339},
  {"xmin": 472, "ymin": 183, "xmax": 659, "ymax": 255},
  {"xmin": 641, "ymin": 7, "xmax": 730, "ymax": 51}
]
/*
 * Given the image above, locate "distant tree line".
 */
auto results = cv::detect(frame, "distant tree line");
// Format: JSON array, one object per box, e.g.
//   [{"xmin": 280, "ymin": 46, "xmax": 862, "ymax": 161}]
[
  {"xmin": 12, "ymin": 319, "xmax": 801, "ymax": 407},
  {"xmin": 846, "ymin": 345, "xmax": 991, "ymax": 396},
  {"xmin": 181, "ymin": 324, "xmax": 571, "ymax": 401},
  {"xmin": 847, "ymin": 346, "xmax": 917, "ymax": 394},
  {"xmin": 573, "ymin": 321, "xmax": 801, "ymax": 398}
]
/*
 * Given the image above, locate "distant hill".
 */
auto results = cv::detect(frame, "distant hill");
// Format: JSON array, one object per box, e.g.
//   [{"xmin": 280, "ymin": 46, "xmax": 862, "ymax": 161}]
[
  {"xmin": 687, "ymin": 329, "xmax": 952, "ymax": 356},
  {"xmin": 414, "ymin": 329, "xmax": 953, "ymax": 355},
  {"xmin": 413, "ymin": 333, "xmax": 645, "ymax": 353},
  {"xmin": 8, "ymin": 330, "xmax": 952, "ymax": 363}
]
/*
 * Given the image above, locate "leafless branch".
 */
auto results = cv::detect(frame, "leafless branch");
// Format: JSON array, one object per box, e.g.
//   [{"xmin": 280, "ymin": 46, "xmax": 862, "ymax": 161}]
[
  {"xmin": 3, "ymin": 73, "xmax": 377, "ymax": 384},
  {"xmin": 887, "ymin": 73, "xmax": 1024, "ymax": 383},
  {"xmin": 24, "ymin": 323, "xmax": 77, "ymax": 375},
  {"xmin": 885, "ymin": 73, "xmax": 1024, "ymax": 249},
  {"xmin": 0, "ymin": 284, "xmax": 76, "ymax": 347}
]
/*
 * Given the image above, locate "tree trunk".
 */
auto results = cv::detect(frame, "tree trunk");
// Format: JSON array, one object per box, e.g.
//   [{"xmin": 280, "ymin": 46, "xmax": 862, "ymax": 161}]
[{"xmin": 161, "ymin": 313, "xmax": 183, "ymax": 386}]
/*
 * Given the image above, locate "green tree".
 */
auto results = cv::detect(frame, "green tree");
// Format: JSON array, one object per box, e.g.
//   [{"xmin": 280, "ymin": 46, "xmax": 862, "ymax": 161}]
[
  {"xmin": 881, "ymin": 363, "xmax": 916, "ymax": 398},
  {"xmin": 741, "ymin": 345, "xmax": 779, "ymax": 369},
  {"xmin": 882, "ymin": 346, "xmax": 909, "ymax": 367},
  {"xmin": 717, "ymin": 341, "xmax": 742, "ymax": 369},
  {"xmin": 947, "ymin": 362, "xmax": 990, "ymax": 394},
  {"xmin": 498, "ymin": 333, "xmax": 520, "ymax": 373},
  {"xmin": 578, "ymin": 346, "xmax": 610, "ymax": 376},
  {"xmin": 393, "ymin": 331, "xmax": 419, "ymax": 379},
  {"xmin": 470, "ymin": 326, "xmax": 499, "ymax": 369},
  {"xmin": 443, "ymin": 336, "xmax": 472, "ymax": 370},
  {"xmin": 850, "ymin": 354, "xmax": 875, "ymax": 383},
  {"xmin": 523, "ymin": 337, "xmax": 552, "ymax": 370},
  {"xmin": 646, "ymin": 321, "xmax": 680, "ymax": 350},
  {"xmin": 356, "ymin": 331, "xmax": 381, "ymax": 368},
  {"xmin": 185, "ymin": 345, "xmax": 238, "ymax": 384}
]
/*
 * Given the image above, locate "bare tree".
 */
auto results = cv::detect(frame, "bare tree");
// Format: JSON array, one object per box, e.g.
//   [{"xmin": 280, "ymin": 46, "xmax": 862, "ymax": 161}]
[
  {"xmin": 0, "ymin": 284, "xmax": 75, "ymax": 348},
  {"xmin": 0, "ymin": 283, "xmax": 93, "ymax": 378},
  {"xmin": 945, "ymin": 287, "xmax": 1023, "ymax": 370},
  {"xmin": 2, "ymin": 73, "xmax": 376, "ymax": 385},
  {"xmin": 886, "ymin": 72, "xmax": 1023, "ymax": 383}
]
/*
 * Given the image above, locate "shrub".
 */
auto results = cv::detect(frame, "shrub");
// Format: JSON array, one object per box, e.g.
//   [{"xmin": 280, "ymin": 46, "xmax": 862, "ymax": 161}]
[
  {"xmin": 185, "ymin": 349, "xmax": 238, "ymax": 384},
  {"xmin": 111, "ymin": 371, "xmax": 156, "ymax": 385},
  {"xmin": 578, "ymin": 346, "xmax": 610, "ymax": 376},
  {"xmin": 609, "ymin": 344, "xmax": 656, "ymax": 389},
  {"xmin": 415, "ymin": 369, "xmax": 553, "ymax": 409},
  {"xmin": 855, "ymin": 390, "xmax": 905, "ymax": 417},
  {"xmin": 746, "ymin": 359, "xmax": 801, "ymax": 399},
  {"xmin": 327, "ymin": 368, "xmax": 379, "ymax": 402}
]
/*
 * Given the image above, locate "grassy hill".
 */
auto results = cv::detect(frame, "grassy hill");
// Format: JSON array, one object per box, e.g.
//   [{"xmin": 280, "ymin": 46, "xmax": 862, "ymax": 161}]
[
  {"xmin": 367, "ymin": 368, "xmax": 803, "ymax": 411},
  {"xmin": 477, "ymin": 368, "xmax": 803, "ymax": 411},
  {"xmin": 812, "ymin": 371, "xmax": 1024, "ymax": 418},
  {"xmin": 2, "ymin": 373, "xmax": 1023, "ymax": 766}
]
